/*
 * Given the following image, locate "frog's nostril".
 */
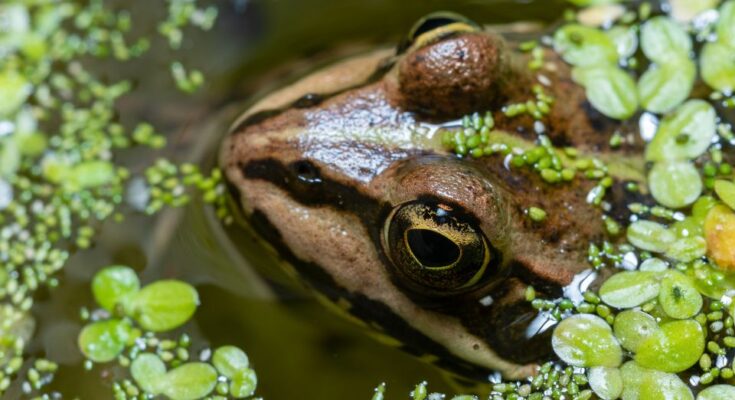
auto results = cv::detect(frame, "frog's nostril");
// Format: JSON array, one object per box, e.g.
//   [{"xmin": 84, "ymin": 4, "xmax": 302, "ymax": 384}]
[
  {"xmin": 406, "ymin": 228, "xmax": 461, "ymax": 268},
  {"xmin": 290, "ymin": 160, "xmax": 322, "ymax": 184}
]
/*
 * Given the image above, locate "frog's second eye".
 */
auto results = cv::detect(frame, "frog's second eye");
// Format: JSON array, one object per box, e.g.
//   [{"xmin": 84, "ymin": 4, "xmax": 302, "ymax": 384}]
[
  {"xmin": 398, "ymin": 12, "xmax": 481, "ymax": 53},
  {"xmin": 382, "ymin": 200, "xmax": 496, "ymax": 295}
]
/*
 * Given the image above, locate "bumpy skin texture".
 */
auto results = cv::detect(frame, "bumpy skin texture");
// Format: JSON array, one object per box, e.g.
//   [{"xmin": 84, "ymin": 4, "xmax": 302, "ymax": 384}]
[{"xmin": 221, "ymin": 29, "xmax": 641, "ymax": 380}]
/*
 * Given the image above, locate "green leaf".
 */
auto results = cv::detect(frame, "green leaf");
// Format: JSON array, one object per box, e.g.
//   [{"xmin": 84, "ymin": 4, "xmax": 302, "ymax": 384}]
[
  {"xmin": 637, "ymin": 59, "xmax": 695, "ymax": 114},
  {"xmin": 77, "ymin": 319, "xmax": 131, "ymax": 363},
  {"xmin": 160, "ymin": 362, "xmax": 217, "ymax": 400},
  {"xmin": 613, "ymin": 310, "xmax": 659, "ymax": 352},
  {"xmin": 212, "ymin": 345, "xmax": 250, "ymax": 379},
  {"xmin": 230, "ymin": 368, "xmax": 258, "ymax": 398},
  {"xmin": 715, "ymin": 180, "xmax": 735, "ymax": 210},
  {"xmin": 552, "ymin": 314, "xmax": 622, "ymax": 368},
  {"xmin": 698, "ymin": 385, "xmax": 735, "ymax": 400},
  {"xmin": 67, "ymin": 160, "xmax": 116, "ymax": 190},
  {"xmin": 588, "ymin": 366, "xmax": 623, "ymax": 400},
  {"xmin": 573, "ymin": 66, "xmax": 638, "ymax": 120},
  {"xmin": 131, "ymin": 353, "xmax": 166, "ymax": 395},
  {"xmin": 701, "ymin": 42, "xmax": 735, "ymax": 92},
  {"xmin": 606, "ymin": 26, "xmax": 638, "ymax": 59},
  {"xmin": 648, "ymin": 160, "xmax": 703, "ymax": 209},
  {"xmin": 640, "ymin": 16, "xmax": 692, "ymax": 63},
  {"xmin": 645, "ymin": 100, "xmax": 716, "ymax": 162},
  {"xmin": 636, "ymin": 319, "xmax": 704, "ymax": 373},
  {"xmin": 553, "ymin": 24, "xmax": 618, "ymax": 67},
  {"xmin": 658, "ymin": 271, "xmax": 703, "ymax": 319},
  {"xmin": 0, "ymin": 69, "xmax": 31, "ymax": 117},
  {"xmin": 666, "ymin": 236, "xmax": 707, "ymax": 262},
  {"xmin": 92, "ymin": 265, "xmax": 140, "ymax": 312},
  {"xmin": 639, "ymin": 370, "xmax": 693, "ymax": 400},
  {"xmin": 627, "ymin": 220, "xmax": 675, "ymax": 252},
  {"xmin": 599, "ymin": 271, "xmax": 661, "ymax": 309},
  {"xmin": 127, "ymin": 280, "xmax": 199, "ymax": 332},
  {"xmin": 717, "ymin": 1, "xmax": 735, "ymax": 48}
]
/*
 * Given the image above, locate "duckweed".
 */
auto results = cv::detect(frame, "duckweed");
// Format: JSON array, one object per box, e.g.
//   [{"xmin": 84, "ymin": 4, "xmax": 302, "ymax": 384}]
[
  {"xmin": 639, "ymin": 16, "xmax": 692, "ymax": 63},
  {"xmin": 599, "ymin": 271, "xmax": 661, "ymax": 308},
  {"xmin": 551, "ymin": 314, "xmax": 623, "ymax": 368},
  {"xmin": 79, "ymin": 266, "xmax": 258, "ymax": 399},
  {"xmin": 612, "ymin": 310, "xmax": 659, "ymax": 352},
  {"xmin": 573, "ymin": 65, "xmax": 639, "ymax": 120},
  {"xmin": 626, "ymin": 220, "xmax": 676, "ymax": 252},
  {"xmin": 636, "ymin": 320, "xmax": 705, "ymax": 372},
  {"xmin": 587, "ymin": 366, "xmax": 623, "ymax": 400},
  {"xmin": 645, "ymin": 100, "xmax": 717, "ymax": 162},
  {"xmin": 701, "ymin": 1, "xmax": 735, "ymax": 92},
  {"xmin": 648, "ymin": 160, "xmax": 703, "ymax": 209}
]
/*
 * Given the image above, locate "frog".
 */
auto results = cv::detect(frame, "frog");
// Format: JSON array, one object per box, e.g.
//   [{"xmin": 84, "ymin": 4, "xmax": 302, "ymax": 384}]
[{"xmin": 220, "ymin": 12, "xmax": 644, "ymax": 381}]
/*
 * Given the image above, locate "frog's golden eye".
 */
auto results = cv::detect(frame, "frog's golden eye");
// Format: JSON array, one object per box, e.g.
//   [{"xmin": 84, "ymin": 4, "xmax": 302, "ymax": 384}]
[
  {"xmin": 382, "ymin": 200, "xmax": 496, "ymax": 295},
  {"xmin": 398, "ymin": 12, "xmax": 481, "ymax": 53}
]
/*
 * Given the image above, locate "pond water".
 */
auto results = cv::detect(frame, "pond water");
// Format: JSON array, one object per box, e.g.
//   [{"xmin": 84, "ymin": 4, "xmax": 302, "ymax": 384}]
[{"xmin": 14, "ymin": 0, "xmax": 575, "ymax": 398}]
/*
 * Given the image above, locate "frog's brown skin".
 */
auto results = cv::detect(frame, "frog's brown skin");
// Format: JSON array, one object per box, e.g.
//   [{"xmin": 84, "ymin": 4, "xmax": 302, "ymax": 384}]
[{"xmin": 221, "ymin": 19, "xmax": 640, "ymax": 380}]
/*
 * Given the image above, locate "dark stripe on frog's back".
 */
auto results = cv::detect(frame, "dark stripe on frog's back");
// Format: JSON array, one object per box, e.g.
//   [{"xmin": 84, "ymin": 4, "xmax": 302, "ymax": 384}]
[
  {"xmin": 246, "ymin": 204, "xmax": 493, "ymax": 381},
  {"xmin": 230, "ymin": 56, "xmax": 396, "ymax": 134}
]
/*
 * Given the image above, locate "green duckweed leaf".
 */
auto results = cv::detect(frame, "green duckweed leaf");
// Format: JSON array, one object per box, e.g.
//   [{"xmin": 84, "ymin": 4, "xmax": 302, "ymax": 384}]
[
  {"xmin": 572, "ymin": 65, "xmax": 638, "ymax": 120},
  {"xmin": 131, "ymin": 353, "xmax": 166, "ymax": 395},
  {"xmin": 552, "ymin": 314, "xmax": 622, "ymax": 368},
  {"xmin": 67, "ymin": 160, "xmax": 116, "ymax": 190},
  {"xmin": 698, "ymin": 385, "xmax": 735, "ymax": 400},
  {"xmin": 606, "ymin": 26, "xmax": 638, "ymax": 59},
  {"xmin": 649, "ymin": 160, "xmax": 702, "ymax": 209},
  {"xmin": 77, "ymin": 319, "xmax": 131, "ymax": 363},
  {"xmin": 212, "ymin": 345, "xmax": 250, "ymax": 379},
  {"xmin": 0, "ymin": 69, "xmax": 31, "ymax": 117},
  {"xmin": 666, "ymin": 236, "xmax": 707, "ymax": 262},
  {"xmin": 553, "ymin": 24, "xmax": 618, "ymax": 67},
  {"xmin": 127, "ymin": 280, "xmax": 199, "ymax": 332},
  {"xmin": 627, "ymin": 220, "xmax": 676, "ymax": 252},
  {"xmin": 599, "ymin": 271, "xmax": 661, "ymax": 308},
  {"xmin": 693, "ymin": 196, "xmax": 719, "ymax": 219},
  {"xmin": 230, "ymin": 368, "xmax": 258, "ymax": 398},
  {"xmin": 639, "ymin": 370, "xmax": 693, "ymax": 400},
  {"xmin": 620, "ymin": 361, "xmax": 646, "ymax": 400},
  {"xmin": 637, "ymin": 59, "xmax": 695, "ymax": 114},
  {"xmin": 92, "ymin": 265, "xmax": 140, "ymax": 312},
  {"xmin": 588, "ymin": 366, "xmax": 623, "ymax": 400},
  {"xmin": 714, "ymin": 180, "xmax": 735, "ymax": 210},
  {"xmin": 159, "ymin": 362, "xmax": 217, "ymax": 400},
  {"xmin": 658, "ymin": 271, "xmax": 703, "ymax": 319},
  {"xmin": 613, "ymin": 310, "xmax": 659, "ymax": 352},
  {"xmin": 646, "ymin": 100, "xmax": 716, "ymax": 162},
  {"xmin": 640, "ymin": 16, "xmax": 692, "ymax": 63},
  {"xmin": 639, "ymin": 257, "xmax": 668, "ymax": 272},
  {"xmin": 636, "ymin": 319, "xmax": 704, "ymax": 373},
  {"xmin": 701, "ymin": 42, "xmax": 735, "ymax": 93},
  {"xmin": 717, "ymin": 1, "xmax": 735, "ymax": 48}
]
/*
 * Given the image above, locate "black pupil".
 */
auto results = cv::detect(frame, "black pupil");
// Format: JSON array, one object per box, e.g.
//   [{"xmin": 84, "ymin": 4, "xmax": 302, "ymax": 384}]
[
  {"xmin": 412, "ymin": 17, "xmax": 458, "ymax": 38},
  {"xmin": 406, "ymin": 229, "xmax": 460, "ymax": 268}
]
